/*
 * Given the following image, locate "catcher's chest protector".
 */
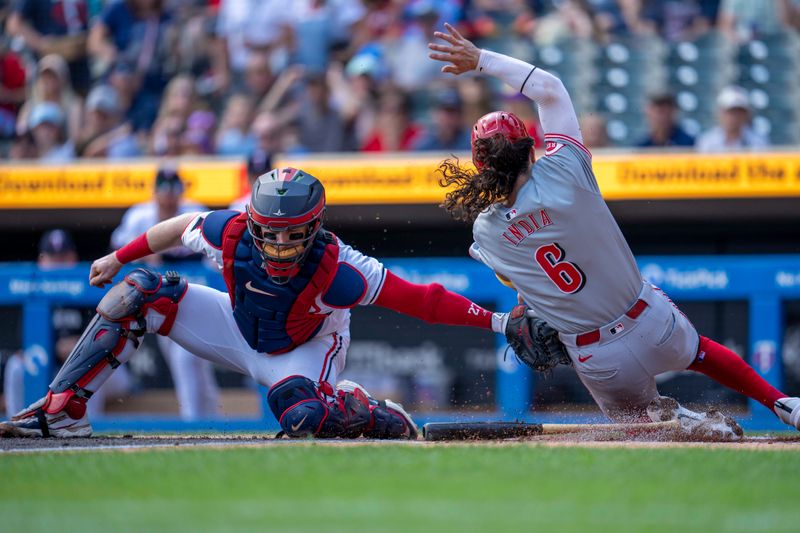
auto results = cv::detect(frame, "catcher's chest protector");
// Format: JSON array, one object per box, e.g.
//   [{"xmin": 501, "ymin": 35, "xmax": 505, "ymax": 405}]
[{"xmin": 221, "ymin": 215, "xmax": 339, "ymax": 354}]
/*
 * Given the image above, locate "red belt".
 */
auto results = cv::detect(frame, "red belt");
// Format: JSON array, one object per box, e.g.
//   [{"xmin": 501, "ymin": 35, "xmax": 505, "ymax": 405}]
[{"xmin": 575, "ymin": 299, "xmax": 649, "ymax": 347}]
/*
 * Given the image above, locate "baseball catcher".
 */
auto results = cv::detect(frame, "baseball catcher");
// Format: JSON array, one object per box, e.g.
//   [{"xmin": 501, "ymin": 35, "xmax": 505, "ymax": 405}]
[{"xmin": 1, "ymin": 167, "xmax": 544, "ymax": 439}]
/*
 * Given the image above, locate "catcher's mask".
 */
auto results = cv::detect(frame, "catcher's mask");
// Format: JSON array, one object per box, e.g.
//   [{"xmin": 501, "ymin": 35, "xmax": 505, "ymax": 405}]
[
  {"xmin": 471, "ymin": 111, "xmax": 535, "ymax": 170},
  {"xmin": 246, "ymin": 167, "xmax": 326, "ymax": 284}
]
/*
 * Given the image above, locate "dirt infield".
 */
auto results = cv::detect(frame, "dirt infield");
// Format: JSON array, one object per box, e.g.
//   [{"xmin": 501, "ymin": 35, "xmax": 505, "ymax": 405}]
[{"xmin": 3, "ymin": 432, "xmax": 800, "ymax": 454}]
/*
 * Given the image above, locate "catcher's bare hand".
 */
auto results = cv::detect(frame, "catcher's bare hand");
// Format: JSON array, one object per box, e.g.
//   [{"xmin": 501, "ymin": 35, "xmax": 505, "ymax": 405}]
[
  {"xmin": 89, "ymin": 252, "xmax": 123, "ymax": 288},
  {"xmin": 428, "ymin": 22, "xmax": 481, "ymax": 75}
]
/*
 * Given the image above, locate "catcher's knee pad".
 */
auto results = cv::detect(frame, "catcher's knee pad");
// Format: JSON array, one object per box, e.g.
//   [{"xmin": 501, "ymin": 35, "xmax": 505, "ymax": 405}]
[
  {"xmin": 98, "ymin": 268, "xmax": 188, "ymax": 335},
  {"xmin": 267, "ymin": 376, "xmax": 371, "ymax": 438}
]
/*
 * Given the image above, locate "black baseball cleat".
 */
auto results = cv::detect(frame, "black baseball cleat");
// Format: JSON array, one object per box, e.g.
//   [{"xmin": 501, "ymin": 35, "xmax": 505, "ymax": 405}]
[{"xmin": 0, "ymin": 395, "xmax": 92, "ymax": 438}]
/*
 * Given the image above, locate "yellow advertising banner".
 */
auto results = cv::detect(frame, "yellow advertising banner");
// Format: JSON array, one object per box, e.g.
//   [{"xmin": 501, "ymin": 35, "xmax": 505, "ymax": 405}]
[
  {"xmin": 275, "ymin": 154, "xmax": 450, "ymax": 205},
  {"xmin": 281, "ymin": 153, "xmax": 800, "ymax": 204},
  {"xmin": 2, "ymin": 151, "xmax": 800, "ymax": 209},
  {"xmin": 592, "ymin": 151, "xmax": 800, "ymax": 200},
  {"xmin": 0, "ymin": 159, "xmax": 243, "ymax": 209},
  {"xmin": 278, "ymin": 151, "xmax": 800, "ymax": 203}
]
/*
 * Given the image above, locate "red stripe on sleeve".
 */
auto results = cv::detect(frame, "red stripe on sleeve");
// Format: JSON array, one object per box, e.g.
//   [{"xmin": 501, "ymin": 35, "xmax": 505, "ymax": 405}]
[{"xmin": 373, "ymin": 270, "xmax": 492, "ymax": 330}]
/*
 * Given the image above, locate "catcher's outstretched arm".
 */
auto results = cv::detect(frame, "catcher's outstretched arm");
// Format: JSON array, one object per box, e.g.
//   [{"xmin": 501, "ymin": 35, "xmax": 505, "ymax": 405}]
[
  {"xmin": 116, "ymin": 212, "xmax": 200, "ymax": 262},
  {"xmin": 89, "ymin": 212, "xmax": 200, "ymax": 287},
  {"xmin": 374, "ymin": 270, "xmax": 508, "ymax": 333}
]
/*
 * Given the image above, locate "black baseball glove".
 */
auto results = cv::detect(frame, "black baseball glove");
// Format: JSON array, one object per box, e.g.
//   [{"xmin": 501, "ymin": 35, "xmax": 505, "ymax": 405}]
[{"xmin": 504, "ymin": 306, "xmax": 571, "ymax": 372}]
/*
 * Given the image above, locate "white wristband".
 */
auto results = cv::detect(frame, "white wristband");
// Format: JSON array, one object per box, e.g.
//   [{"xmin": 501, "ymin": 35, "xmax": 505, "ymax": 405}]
[{"xmin": 491, "ymin": 312, "xmax": 508, "ymax": 334}]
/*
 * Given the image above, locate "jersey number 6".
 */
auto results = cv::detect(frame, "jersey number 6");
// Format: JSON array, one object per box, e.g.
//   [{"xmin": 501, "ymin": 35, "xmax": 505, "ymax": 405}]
[{"xmin": 534, "ymin": 243, "xmax": 586, "ymax": 294}]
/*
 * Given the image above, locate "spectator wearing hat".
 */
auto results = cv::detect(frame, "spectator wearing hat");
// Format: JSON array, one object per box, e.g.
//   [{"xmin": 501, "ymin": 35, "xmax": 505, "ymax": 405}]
[
  {"xmin": 37, "ymin": 228, "xmax": 78, "ymax": 268},
  {"xmin": 75, "ymin": 84, "xmax": 140, "ymax": 158},
  {"xmin": 7, "ymin": 0, "xmax": 92, "ymax": 95},
  {"xmin": 16, "ymin": 54, "xmax": 82, "ymax": 142},
  {"xmin": 695, "ymin": 85, "xmax": 769, "ymax": 153},
  {"xmin": 413, "ymin": 88, "xmax": 471, "ymax": 151},
  {"xmin": 110, "ymin": 167, "xmax": 220, "ymax": 421},
  {"xmin": 636, "ymin": 91, "xmax": 695, "ymax": 148},
  {"xmin": 28, "ymin": 101, "xmax": 75, "ymax": 162},
  {"xmin": 112, "ymin": 168, "xmax": 206, "ymax": 254}
]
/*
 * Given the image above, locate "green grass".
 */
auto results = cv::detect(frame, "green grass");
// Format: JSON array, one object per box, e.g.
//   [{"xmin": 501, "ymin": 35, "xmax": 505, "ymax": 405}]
[{"xmin": 2, "ymin": 444, "xmax": 799, "ymax": 532}]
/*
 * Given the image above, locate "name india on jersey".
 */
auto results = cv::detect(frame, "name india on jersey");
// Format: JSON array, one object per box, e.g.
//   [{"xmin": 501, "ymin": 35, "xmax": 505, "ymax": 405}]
[{"xmin": 501, "ymin": 209, "xmax": 553, "ymax": 247}]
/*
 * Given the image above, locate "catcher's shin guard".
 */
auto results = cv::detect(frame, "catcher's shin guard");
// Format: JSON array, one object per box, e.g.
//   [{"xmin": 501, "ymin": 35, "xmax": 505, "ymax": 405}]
[
  {"xmin": 336, "ymin": 380, "xmax": 418, "ymax": 439},
  {"xmin": 267, "ymin": 376, "xmax": 418, "ymax": 439},
  {"xmin": 267, "ymin": 376, "xmax": 372, "ymax": 438},
  {"xmin": 9, "ymin": 269, "xmax": 186, "ymax": 435}
]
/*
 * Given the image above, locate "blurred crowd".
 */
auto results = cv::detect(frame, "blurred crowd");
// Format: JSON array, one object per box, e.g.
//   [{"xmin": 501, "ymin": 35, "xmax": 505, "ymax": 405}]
[{"xmin": 1, "ymin": 0, "xmax": 798, "ymax": 163}]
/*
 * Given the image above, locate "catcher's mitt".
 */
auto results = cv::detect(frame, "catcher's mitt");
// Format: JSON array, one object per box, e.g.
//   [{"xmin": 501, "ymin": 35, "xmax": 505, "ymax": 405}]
[{"xmin": 504, "ymin": 306, "xmax": 571, "ymax": 372}]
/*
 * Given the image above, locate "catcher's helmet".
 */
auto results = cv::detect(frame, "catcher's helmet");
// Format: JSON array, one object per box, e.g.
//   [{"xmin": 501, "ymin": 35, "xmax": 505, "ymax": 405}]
[
  {"xmin": 471, "ymin": 111, "xmax": 535, "ymax": 170},
  {"xmin": 246, "ymin": 167, "xmax": 326, "ymax": 283}
]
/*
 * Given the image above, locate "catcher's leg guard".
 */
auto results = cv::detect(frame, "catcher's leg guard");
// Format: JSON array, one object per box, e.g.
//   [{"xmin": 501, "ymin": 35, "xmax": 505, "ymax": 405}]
[
  {"xmin": 267, "ymin": 376, "xmax": 418, "ymax": 439},
  {"xmin": 267, "ymin": 376, "xmax": 371, "ymax": 438},
  {"xmin": 1, "ymin": 268, "xmax": 186, "ymax": 438},
  {"xmin": 336, "ymin": 380, "xmax": 418, "ymax": 439}
]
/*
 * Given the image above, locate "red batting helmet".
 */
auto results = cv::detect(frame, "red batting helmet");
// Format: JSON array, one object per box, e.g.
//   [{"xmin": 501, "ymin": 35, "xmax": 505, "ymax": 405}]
[{"xmin": 471, "ymin": 111, "xmax": 535, "ymax": 170}]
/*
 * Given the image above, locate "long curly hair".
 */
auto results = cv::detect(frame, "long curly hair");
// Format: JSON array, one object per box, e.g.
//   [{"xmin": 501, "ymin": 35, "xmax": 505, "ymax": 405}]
[{"xmin": 437, "ymin": 135, "xmax": 534, "ymax": 222}]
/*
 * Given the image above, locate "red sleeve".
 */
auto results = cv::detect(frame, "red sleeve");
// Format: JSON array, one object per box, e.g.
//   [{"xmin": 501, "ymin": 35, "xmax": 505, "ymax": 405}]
[{"xmin": 373, "ymin": 270, "xmax": 493, "ymax": 329}]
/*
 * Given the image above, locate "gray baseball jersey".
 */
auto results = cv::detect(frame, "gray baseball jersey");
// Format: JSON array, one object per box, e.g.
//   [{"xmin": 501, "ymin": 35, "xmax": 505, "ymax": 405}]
[{"xmin": 472, "ymin": 135, "xmax": 642, "ymax": 334}]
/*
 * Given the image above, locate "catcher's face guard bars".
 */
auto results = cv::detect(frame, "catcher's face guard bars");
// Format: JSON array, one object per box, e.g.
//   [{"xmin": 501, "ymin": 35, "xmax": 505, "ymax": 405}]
[{"xmin": 246, "ymin": 211, "xmax": 323, "ymax": 282}]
